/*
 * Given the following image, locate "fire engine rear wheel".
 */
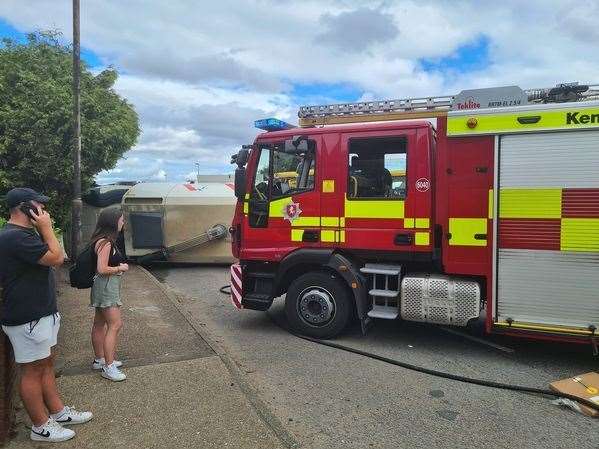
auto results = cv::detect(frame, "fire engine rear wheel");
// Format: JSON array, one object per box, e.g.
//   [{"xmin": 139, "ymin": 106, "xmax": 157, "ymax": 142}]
[{"xmin": 285, "ymin": 272, "xmax": 352, "ymax": 339}]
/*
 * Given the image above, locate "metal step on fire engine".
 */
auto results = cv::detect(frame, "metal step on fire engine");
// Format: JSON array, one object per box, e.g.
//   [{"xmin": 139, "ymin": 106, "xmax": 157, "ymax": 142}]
[
  {"xmin": 360, "ymin": 263, "xmax": 402, "ymax": 320},
  {"xmin": 242, "ymin": 272, "xmax": 276, "ymax": 311}
]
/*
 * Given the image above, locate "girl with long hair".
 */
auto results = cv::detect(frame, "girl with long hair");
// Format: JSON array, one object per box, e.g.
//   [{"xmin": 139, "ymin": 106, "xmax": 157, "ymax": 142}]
[{"xmin": 89, "ymin": 207, "xmax": 128, "ymax": 381}]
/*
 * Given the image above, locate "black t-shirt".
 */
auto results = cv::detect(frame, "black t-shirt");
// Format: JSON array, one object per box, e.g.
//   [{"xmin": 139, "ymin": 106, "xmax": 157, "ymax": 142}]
[{"xmin": 0, "ymin": 223, "xmax": 57, "ymax": 326}]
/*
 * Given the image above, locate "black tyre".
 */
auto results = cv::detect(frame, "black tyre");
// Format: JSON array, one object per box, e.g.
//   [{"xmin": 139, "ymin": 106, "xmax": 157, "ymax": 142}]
[{"xmin": 285, "ymin": 271, "xmax": 352, "ymax": 339}]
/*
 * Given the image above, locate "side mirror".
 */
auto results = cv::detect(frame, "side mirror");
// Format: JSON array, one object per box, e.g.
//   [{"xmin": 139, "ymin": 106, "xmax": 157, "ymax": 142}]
[
  {"xmin": 234, "ymin": 167, "xmax": 246, "ymax": 200},
  {"xmin": 232, "ymin": 148, "xmax": 249, "ymax": 167},
  {"xmin": 284, "ymin": 136, "xmax": 308, "ymax": 154}
]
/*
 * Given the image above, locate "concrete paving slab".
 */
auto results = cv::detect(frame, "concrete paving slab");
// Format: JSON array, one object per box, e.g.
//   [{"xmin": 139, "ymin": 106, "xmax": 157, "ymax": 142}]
[
  {"xmin": 6, "ymin": 357, "xmax": 285, "ymax": 449},
  {"xmin": 54, "ymin": 267, "xmax": 214, "ymax": 375}
]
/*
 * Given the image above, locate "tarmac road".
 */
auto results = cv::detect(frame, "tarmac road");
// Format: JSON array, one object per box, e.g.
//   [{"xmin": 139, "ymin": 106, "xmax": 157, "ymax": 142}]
[{"xmin": 150, "ymin": 265, "xmax": 599, "ymax": 449}]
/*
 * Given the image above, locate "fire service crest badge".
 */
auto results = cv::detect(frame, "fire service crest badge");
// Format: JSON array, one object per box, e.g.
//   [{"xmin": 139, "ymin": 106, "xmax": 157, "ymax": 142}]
[{"xmin": 283, "ymin": 202, "xmax": 302, "ymax": 222}]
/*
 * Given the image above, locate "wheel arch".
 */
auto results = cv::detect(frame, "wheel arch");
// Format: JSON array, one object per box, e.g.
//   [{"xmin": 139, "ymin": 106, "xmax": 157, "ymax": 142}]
[
  {"xmin": 274, "ymin": 248, "xmax": 335, "ymax": 296},
  {"xmin": 274, "ymin": 249, "xmax": 369, "ymax": 333}
]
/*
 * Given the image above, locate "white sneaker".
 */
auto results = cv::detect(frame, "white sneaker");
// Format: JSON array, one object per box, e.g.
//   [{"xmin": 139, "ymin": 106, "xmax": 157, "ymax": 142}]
[
  {"xmin": 92, "ymin": 358, "xmax": 123, "ymax": 370},
  {"xmin": 30, "ymin": 418, "xmax": 75, "ymax": 442},
  {"xmin": 101, "ymin": 363, "xmax": 126, "ymax": 382},
  {"xmin": 52, "ymin": 406, "xmax": 93, "ymax": 426}
]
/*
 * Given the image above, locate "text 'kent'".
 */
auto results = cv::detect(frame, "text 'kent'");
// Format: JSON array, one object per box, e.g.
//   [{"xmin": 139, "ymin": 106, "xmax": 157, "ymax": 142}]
[{"xmin": 566, "ymin": 111, "xmax": 599, "ymax": 125}]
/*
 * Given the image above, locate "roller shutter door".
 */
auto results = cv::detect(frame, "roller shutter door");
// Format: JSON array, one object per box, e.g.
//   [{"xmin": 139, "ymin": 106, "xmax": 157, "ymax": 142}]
[{"xmin": 496, "ymin": 130, "xmax": 599, "ymax": 329}]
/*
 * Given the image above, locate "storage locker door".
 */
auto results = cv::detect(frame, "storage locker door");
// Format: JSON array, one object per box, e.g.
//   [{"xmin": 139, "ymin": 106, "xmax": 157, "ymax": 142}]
[{"xmin": 496, "ymin": 130, "xmax": 599, "ymax": 329}]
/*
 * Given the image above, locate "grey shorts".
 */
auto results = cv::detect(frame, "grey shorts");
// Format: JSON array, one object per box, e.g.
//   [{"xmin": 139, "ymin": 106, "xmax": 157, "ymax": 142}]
[
  {"xmin": 90, "ymin": 274, "xmax": 123, "ymax": 308},
  {"xmin": 2, "ymin": 313, "xmax": 61, "ymax": 364}
]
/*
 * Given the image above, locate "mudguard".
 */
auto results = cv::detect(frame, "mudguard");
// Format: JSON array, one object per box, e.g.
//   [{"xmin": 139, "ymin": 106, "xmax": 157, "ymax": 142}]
[{"xmin": 326, "ymin": 253, "xmax": 370, "ymax": 335}]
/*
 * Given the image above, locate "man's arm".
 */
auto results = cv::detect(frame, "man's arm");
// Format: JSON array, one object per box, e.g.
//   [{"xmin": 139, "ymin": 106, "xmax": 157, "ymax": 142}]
[{"xmin": 31, "ymin": 208, "xmax": 64, "ymax": 267}]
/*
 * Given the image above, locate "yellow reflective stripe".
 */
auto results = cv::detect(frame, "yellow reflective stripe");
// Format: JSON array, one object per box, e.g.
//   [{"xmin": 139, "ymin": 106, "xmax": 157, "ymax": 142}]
[
  {"xmin": 340, "ymin": 217, "xmax": 345, "ymax": 227},
  {"xmin": 339, "ymin": 230, "xmax": 346, "ymax": 243},
  {"xmin": 244, "ymin": 193, "xmax": 250, "ymax": 200},
  {"xmin": 321, "ymin": 230, "xmax": 336, "ymax": 242},
  {"xmin": 291, "ymin": 217, "xmax": 320, "ymax": 227},
  {"xmin": 415, "ymin": 218, "xmax": 430, "ymax": 229},
  {"xmin": 499, "ymin": 188, "xmax": 562, "ymax": 219},
  {"xmin": 268, "ymin": 198, "xmax": 288, "ymax": 217},
  {"xmin": 494, "ymin": 321, "xmax": 594, "ymax": 336},
  {"xmin": 561, "ymin": 218, "xmax": 599, "ymax": 252},
  {"xmin": 291, "ymin": 229, "xmax": 304, "ymax": 242},
  {"xmin": 345, "ymin": 199, "xmax": 404, "ymax": 219},
  {"xmin": 403, "ymin": 218, "xmax": 414, "ymax": 228},
  {"xmin": 449, "ymin": 218, "xmax": 487, "ymax": 246},
  {"xmin": 321, "ymin": 217, "xmax": 339, "ymax": 227},
  {"xmin": 322, "ymin": 180, "xmax": 335, "ymax": 193},
  {"xmin": 488, "ymin": 189, "xmax": 494, "ymax": 219},
  {"xmin": 243, "ymin": 202, "xmax": 249, "ymax": 214},
  {"xmin": 415, "ymin": 232, "xmax": 429, "ymax": 246},
  {"xmin": 447, "ymin": 106, "xmax": 599, "ymax": 136}
]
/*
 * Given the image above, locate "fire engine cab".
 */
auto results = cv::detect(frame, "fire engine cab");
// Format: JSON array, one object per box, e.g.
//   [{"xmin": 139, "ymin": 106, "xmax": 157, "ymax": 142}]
[{"xmin": 229, "ymin": 83, "xmax": 599, "ymax": 347}]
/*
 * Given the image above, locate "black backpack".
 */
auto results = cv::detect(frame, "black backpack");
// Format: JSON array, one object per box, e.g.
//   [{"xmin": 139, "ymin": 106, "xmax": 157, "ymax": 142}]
[{"xmin": 69, "ymin": 244, "xmax": 97, "ymax": 289}]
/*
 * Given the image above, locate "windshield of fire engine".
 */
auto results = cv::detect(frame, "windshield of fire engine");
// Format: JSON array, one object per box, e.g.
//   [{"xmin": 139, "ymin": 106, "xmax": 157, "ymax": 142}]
[
  {"xmin": 252, "ymin": 143, "xmax": 315, "ymax": 201},
  {"xmin": 272, "ymin": 149, "xmax": 314, "ymax": 198}
]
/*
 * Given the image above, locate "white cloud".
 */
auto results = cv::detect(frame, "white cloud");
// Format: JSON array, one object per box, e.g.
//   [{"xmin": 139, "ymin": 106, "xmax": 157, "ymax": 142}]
[
  {"xmin": 2, "ymin": 0, "xmax": 598, "ymax": 182},
  {"xmin": 317, "ymin": 8, "xmax": 399, "ymax": 52}
]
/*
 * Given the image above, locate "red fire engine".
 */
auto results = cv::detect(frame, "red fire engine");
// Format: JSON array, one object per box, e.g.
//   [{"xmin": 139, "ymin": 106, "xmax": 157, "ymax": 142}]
[{"xmin": 229, "ymin": 83, "xmax": 599, "ymax": 347}]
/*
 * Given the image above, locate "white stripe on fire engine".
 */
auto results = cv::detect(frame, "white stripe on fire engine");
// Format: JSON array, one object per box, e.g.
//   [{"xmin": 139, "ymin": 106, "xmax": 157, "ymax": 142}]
[
  {"xmin": 231, "ymin": 269, "xmax": 242, "ymax": 286},
  {"xmin": 230, "ymin": 278, "xmax": 242, "ymax": 308},
  {"xmin": 231, "ymin": 293, "xmax": 241, "ymax": 309},
  {"xmin": 231, "ymin": 267, "xmax": 242, "ymax": 289},
  {"xmin": 231, "ymin": 286, "xmax": 241, "ymax": 304},
  {"xmin": 231, "ymin": 278, "xmax": 241, "ymax": 294}
]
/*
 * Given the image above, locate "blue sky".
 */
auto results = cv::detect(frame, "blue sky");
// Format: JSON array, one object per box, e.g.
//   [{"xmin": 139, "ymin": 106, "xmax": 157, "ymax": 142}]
[
  {"xmin": 1, "ymin": 1, "xmax": 597, "ymax": 184},
  {"xmin": 0, "ymin": 18, "xmax": 102, "ymax": 67},
  {"xmin": 420, "ymin": 36, "xmax": 490, "ymax": 75},
  {"xmin": 289, "ymin": 82, "xmax": 364, "ymax": 105}
]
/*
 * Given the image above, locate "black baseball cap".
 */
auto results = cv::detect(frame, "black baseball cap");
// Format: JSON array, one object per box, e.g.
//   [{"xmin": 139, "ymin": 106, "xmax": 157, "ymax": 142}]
[{"xmin": 6, "ymin": 188, "xmax": 50, "ymax": 208}]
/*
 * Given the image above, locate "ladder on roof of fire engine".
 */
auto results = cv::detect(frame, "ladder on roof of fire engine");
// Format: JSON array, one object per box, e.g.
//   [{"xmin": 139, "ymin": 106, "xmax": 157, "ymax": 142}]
[{"xmin": 298, "ymin": 82, "xmax": 599, "ymax": 127}]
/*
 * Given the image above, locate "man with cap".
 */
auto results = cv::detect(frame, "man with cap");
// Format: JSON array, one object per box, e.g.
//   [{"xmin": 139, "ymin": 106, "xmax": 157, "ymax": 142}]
[{"xmin": 0, "ymin": 188, "xmax": 92, "ymax": 442}]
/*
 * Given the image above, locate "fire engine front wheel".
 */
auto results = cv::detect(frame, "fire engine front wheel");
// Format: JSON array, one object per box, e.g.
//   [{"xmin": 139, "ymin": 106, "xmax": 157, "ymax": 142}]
[{"xmin": 285, "ymin": 272, "xmax": 352, "ymax": 339}]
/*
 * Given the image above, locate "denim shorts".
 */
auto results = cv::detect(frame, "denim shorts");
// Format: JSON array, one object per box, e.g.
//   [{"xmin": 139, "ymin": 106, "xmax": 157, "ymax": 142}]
[
  {"xmin": 90, "ymin": 274, "xmax": 123, "ymax": 308},
  {"xmin": 2, "ymin": 313, "xmax": 61, "ymax": 364}
]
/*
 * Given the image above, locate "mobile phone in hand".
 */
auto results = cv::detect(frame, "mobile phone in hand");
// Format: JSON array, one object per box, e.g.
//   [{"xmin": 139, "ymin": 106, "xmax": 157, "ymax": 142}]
[{"xmin": 19, "ymin": 201, "xmax": 37, "ymax": 219}]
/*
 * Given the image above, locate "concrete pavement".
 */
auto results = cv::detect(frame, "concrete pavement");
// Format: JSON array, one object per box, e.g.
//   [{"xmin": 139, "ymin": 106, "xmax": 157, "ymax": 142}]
[{"xmin": 6, "ymin": 266, "xmax": 287, "ymax": 449}]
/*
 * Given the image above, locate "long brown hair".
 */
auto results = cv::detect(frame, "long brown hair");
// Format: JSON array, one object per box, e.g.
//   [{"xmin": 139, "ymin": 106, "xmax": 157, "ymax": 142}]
[{"xmin": 90, "ymin": 206, "xmax": 123, "ymax": 252}]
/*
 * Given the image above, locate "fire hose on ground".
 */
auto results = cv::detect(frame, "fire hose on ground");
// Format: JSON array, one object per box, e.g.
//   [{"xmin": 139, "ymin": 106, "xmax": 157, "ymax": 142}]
[{"xmin": 218, "ymin": 284, "xmax": 599, "ymax": 413}]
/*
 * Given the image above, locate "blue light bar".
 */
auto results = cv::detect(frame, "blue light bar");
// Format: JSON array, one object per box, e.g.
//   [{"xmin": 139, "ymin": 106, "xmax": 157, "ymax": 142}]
[{"xmin": 254, "ymin": 118, "xmax": 296, "ymax": 132}]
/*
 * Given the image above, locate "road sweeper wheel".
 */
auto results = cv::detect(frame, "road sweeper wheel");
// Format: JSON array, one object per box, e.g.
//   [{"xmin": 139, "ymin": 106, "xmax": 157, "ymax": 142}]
[{"xmin": 285, "ymin": 271, "xmax": 352, "ymax": 339}]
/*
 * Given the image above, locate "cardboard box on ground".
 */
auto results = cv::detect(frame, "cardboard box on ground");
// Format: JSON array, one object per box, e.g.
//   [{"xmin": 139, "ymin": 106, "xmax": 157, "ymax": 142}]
[{"xmin": 550, "ymin": 372, "xmax": 599, "ymax": 418}]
